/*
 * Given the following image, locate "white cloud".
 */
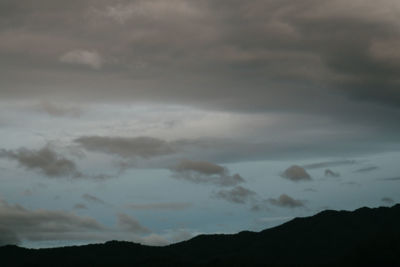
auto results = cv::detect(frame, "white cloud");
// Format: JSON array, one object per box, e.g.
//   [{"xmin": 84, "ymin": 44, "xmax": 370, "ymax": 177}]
[{"xmin": 60, "ymin": 49, "xmax": 102, "ymax": 69}]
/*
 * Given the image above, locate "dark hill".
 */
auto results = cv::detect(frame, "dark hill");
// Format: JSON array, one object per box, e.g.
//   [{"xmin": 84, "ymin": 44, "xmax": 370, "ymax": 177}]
[{"xmin": 1, "ymin": 204, "xmax": 400, "ymax": 266}]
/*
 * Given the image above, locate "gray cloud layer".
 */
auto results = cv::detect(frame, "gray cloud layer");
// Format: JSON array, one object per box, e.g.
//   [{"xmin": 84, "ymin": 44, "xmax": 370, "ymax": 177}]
[
  {"xmin": 170, "ymin": 160, "xmax": 244, "ymax": 186},
  {"xmin": 1, "ymin": 0, "xmax": 400, "ymax": 135}
]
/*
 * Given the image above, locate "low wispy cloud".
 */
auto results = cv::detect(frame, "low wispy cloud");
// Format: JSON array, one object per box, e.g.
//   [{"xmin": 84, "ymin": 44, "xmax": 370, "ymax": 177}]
[
  {"xmin": 354, "ymin": 166, "xmax": 379, "ymax": 173},
  {"xmin": 128, "ymin": 202, "xmax": 192, "ymax": 211},
  {"xmin": 381, "ymin": 197, "xmax": 394, "ymax": 204},
  {"xmin": 281, "ymin": 165, "xmax": 311, "ymax": 182},
  {"xmin": 268, "ymin": 194, "xmax": 305, "ymax": 208},
  {"xmin": 170, "ymin": 160, "xmax": 244, "ymax": 186},
  {"xmin": 303, "ymin": 160, "xmax": 356, "ymax": 169},
  {"xmin": 304, "ymin": 188, "xmax": 317, "ymax": 192},
  {"xmin": 324, "ymin": 169, "xmax": 340, "ymax": 177},
  {"xmin": 60, "ymin": 49, "xmax": 102, "ymax": 69},
  {"xmin": 379, "ymin": 177, "xmax": 400, "ymax": 181},
  {"xmin": 73, "ymin": 203, "xmax": 88, "ymax": 210},
  {"xmin": 32, "ymin": 101, "xmax": 83, "ymax": 118},
  {"xmin": 82, "ymin": 194, "xmax": 105, "ymax": 205},
  {"xmin": 117, "ymin": 213, "xmax": 150, "ymax": 234}
]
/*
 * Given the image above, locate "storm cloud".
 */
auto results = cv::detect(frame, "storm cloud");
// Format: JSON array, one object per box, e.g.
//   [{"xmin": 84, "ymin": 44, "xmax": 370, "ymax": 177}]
[{"xmin": 170, "ymin": 160, "xmax": 245, "ymax": 186}]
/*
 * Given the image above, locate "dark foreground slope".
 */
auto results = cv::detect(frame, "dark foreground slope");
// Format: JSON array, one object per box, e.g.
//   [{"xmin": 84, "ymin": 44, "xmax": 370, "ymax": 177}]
[{"xmin": 1, "ymin": 204, "xmax": 400, "ymax": 266}]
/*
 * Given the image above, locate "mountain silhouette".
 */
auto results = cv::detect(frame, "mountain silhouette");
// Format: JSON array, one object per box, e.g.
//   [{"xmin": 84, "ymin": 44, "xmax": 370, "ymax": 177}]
[{"xmin": 1, "ymin": 204, "xmax": 400, "ymax": 266}]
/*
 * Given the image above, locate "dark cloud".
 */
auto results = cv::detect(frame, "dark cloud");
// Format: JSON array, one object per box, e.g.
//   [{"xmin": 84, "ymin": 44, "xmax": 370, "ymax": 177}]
[
  {"xmin": 281, "ymin": 165, "xmax": 311, "ymax": 182},
  {"xmin": 354, "ymin": 166, "xmax": 379, "ymax": 173},
  {"xmin": 303, "ymin": 160, "xmax": 356, "ymax": 169},
  {"xmin": 128, "ymin": 202, "xmax": 192, "ymax": 211},
  {"xmin": 381, "ymin": 197, "xmax": 394, "ymax": 204},
  {"xmin": 214, "ymin": 186, "xmax": 257, "ymax": 204},
  {"xmin": 0, "ymin": 145, "xmax": 111, "ymax": 180},
  {"xmin": 0, "ymin": 146, "xmax": 80, "ymax": 178},
  {"xmin": 75, "ymin": 136, "xmax": 176, "ymax": 158},
  {"xmin": 324, "ymin": 169, "xmax": 340, "ymax": 177},
  {"xmin": 117, "ymin": 213, "xmax": 150, "ymax": 234},
  {"xmin": 82, "ymin": 194, "xmax": 105, "ymax": 205},
  {"xmin": 170, "ymin": 160, "xmax": 244, "ymax": 186},
  {"xmin": 0, "ymin": 199, "xmax": 104, "ymax": 245},
  {"xmin": 268, "ymin": 194, "xmax": 305, "ymax": 208}
]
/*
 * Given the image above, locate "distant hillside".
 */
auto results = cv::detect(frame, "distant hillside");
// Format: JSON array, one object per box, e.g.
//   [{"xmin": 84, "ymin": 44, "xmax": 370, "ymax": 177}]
[{"xmin": 1, "ymin": 204, "xmax": 400, "ymax": 266}]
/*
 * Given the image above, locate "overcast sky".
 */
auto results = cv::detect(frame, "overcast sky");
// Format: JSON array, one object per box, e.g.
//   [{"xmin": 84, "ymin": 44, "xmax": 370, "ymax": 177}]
[{"xmin": 0, "ymin": 0, "xmax": 399, "ymax": 248}]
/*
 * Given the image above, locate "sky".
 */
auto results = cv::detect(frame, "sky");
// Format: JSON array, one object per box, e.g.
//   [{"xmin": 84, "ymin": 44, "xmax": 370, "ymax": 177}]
[{"xmin": 0, "ymin": 0, "xmax": 400, "ymax": 248}]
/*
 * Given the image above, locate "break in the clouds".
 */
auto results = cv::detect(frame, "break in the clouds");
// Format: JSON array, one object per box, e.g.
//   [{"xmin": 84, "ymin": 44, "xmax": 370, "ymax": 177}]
[
  {"xmin": 0, "ymin": 146, "xmax": 80, "ymax": 178},
  {"xmin": 170, "ymin": 160, "xmax": 244, "ymax": 186},
  {"xmin": 281, "ymin": 165, "xmax": 311, "ymax": 182},
  {"xmin": 268, "ymin": 194, "xmax": 305, "ymax": 208}
]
